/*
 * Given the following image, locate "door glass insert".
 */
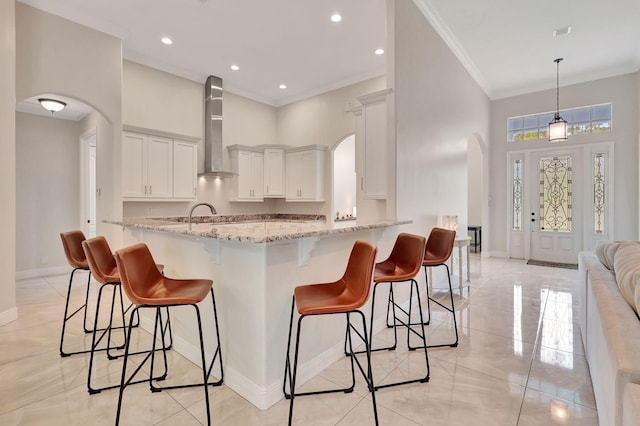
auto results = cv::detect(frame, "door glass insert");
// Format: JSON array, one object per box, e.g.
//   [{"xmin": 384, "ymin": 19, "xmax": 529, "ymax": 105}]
[
  {"xmin": 512, "ymin": 159, "xmax": 522, "ymax": 230},
  {"xmin": 594, "ymin": 153, "xmax": 605, "ymax": 234},
  {"xmin": 539, "ymin": 156, "xmax": 572, "ymax": 232}
]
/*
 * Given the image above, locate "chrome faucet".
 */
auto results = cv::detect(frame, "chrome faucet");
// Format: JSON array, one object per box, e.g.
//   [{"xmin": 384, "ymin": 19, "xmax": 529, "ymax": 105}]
[{"xmin": 188, "ymin": 203, "xmax": 217, "ymax": 230}]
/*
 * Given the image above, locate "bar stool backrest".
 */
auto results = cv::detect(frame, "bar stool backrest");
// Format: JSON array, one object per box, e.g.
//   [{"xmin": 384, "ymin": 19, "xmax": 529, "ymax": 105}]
[
  {"xmin": 340, "ymin": 240, "xmax": 377, "ymax": 310},
  {"xmin": 424, "ymin": 227, "xmax": 456, "ymax": 265},
  {"xmin": 114, "ymin": 243, "xmax": 165, "ymax": 305},
  {"xmin": 60, "ymin": 230, "xmax": 88, "ymax": 269},
  {"xmin": 82, "ymin": 236, "xmax": 119, "ymax": 284},
  {"xmin": 377, "ymin": 233, "xmax": 427, "ymax": 280}
]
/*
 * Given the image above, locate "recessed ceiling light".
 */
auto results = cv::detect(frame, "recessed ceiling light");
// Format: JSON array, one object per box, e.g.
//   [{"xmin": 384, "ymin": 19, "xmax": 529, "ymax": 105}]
[
  {"xmin": 230, "ymin": 64, "xmax": 240, "ymax": 71},
  {"xmin": 553, "ymin": 26, "xmax": 572, "ymax": 37},
  {"xmin": 374, "ymin": 48, "xmax": 384, "ymax": 55},
  {"xmin": 330, "ymin": 14, "xmax": 342, "ymax": 23},
  {"xmin": 161, "ymin": 36, "xmax": 173, "ymax": 45},
  {"xmin": 279, "ymin": 84, "xmax": 287, "ymax": 90}
]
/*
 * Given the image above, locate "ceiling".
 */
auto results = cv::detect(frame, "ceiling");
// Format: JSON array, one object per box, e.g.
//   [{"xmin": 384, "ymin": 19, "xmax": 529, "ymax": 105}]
[{"xmin": 17, "ymin": 0, "xmax": 640, "ymax": 112}]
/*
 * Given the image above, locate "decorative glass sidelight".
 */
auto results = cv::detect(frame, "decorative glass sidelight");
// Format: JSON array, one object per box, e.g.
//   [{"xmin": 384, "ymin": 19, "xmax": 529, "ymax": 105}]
[
  {"xmin": 594, "ymin": 153, "xmax": 606, "ymax": 234},
  {"xmin": 539, "ymin": 156, "xmax": 572, "ymax": 232},
  {"xmin": 512, "ymin": 160, "xmax": 523, "ymax": 230}
]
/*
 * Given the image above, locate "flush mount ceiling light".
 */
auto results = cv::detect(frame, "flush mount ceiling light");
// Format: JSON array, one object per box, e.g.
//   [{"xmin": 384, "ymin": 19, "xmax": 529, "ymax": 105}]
[
  {"xmin": 330, "ymin": 13, "xmax": 342, "ymax": 23},
  {"xmin": 161, "ymin": 36, "xmax": 173, "ymax": 45},
  {"xmin": 549, "ymin": 58, "xmax": 568, "ymax": 143},
  {"xmin": 38, "ymin": 98, "xmax": 66, "ymax": 113},
  {"xmin": 230, "ymin": 64, "xmax": 239, "ymax": 71},
  {"xmin": 374, "ymin": 48, "xmax": 384, "ymax": 55}
]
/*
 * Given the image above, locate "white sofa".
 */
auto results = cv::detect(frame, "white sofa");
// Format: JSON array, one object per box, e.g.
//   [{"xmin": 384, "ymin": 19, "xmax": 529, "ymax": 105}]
[{"xmin": 579, "ymin": 251, "xmax": 640, "ymax": 425}]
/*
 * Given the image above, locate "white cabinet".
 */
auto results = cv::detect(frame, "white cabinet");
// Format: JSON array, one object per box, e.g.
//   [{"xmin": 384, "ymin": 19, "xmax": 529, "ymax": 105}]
[
  {"xmin": 172, "ymin": 140, "xmax": 198, "ymax": 199},
  {"xmin": 285, "ymin": 146, "xmax": 326, "ymax": 201},
  {"xmin": 354, "ymin": 89, "xmax": 392, "ymax": 199},
  {"xmin": 263, "ymin": 148, "xmax": 285, "ymax": 197},
  {"xmin": 228, "ymin": 145, "xmax": 264, "ymax": 201},
  {"xmin": 122, "ymin": 132, "xmax": 173, "ymax": 198}
]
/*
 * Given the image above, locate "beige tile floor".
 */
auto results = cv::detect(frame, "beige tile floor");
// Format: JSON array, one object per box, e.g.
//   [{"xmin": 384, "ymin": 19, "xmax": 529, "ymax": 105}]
[{"xmin": 0, "ymin": 255, "xmax": 598, "ymax": 425}]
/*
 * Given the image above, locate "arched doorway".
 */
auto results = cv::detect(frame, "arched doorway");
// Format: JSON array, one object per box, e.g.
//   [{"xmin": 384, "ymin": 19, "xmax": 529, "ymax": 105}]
[{"xmin": 332, "ymin": 134, "xmax": 356, "ymax": 222}]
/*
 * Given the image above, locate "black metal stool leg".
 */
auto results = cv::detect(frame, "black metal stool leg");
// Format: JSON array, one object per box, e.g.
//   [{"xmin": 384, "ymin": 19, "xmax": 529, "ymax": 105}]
[
  {"xmin": 425, "ymin": 263, "xmax": 458, "ymax": 348},
  {"xmin": 115, "ymin": 306, "xmax": 137, "ymax": 426},
  {"xmin": 60, "ymin": 268, "xmax": 92, "ymax": 357}
]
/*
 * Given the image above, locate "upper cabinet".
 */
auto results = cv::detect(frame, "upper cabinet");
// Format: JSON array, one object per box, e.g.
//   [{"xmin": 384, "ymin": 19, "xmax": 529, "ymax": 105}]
[
  {"xmin": 353, "ymin": 89, "xmax": 392, "ymax": 199},
  {"xmin": 172, "ymin": 140, "xmax": 198, "ymax": 199},
  {"xmin": 122, "ymin": 128, "xmax": 198, "ymax": 201},
  {"xmin": 285, "ymin": 145, "xmax": 326, "ymax": 202},
  {"xmin": 263, "ymin": 147, "xmax": 285, "ymax": 198},
  {"xmin": 228, "ymin": 145, "xmax": 264, "ymax": 201}
]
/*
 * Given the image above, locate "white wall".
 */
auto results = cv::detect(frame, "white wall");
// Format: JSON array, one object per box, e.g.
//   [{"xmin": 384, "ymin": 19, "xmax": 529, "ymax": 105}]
[
  {"xmin": 16, "ymin": 3, "xmax": 122, "ymax": 250},
  {"xmin": 490, "ymin": 73, "xmax": 639, "ymax": 255},
  {"xmin": 16, "ymin": 113, "xmax": 81, "ymax": 273},
  {"xmin": 0, "ymin": 0, "xmax": 17, "ymax": 325},
  {"xmin": 393, "ymin": 0, "xmax": 491, "ymax": 238}
]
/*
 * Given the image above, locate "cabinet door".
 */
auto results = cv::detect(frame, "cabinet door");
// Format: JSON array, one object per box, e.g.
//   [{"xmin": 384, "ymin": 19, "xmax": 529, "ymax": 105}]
[
  {"xmin": 285, "ymin": 152, "xmax": 301, "ymax": 200},
  {"xmin": 173, "ymin": 140, "xmax": 197, "ymax": 199},
  {"xmin": 300, "ymin": 150, "xmax": 318, "ymax": 200},
  {"xmin": 250, "ymin": 152, "xmax": 264, "ymax": 199},
  {"xmin": 264, "ymin": 148, "xmax": 285, "ymax": 197},
  {"xmin": 363, "ymin": 101, "xmax": 387, "ymax": 199},
  {"xmin": 236, "ymin": 150, "xmax": 253, "ymax": 199},
  {"xmin": 146, "ymin": 136, "xmax": 173, "ymax": 198},
  {"xmin": 122, "ymin": 132, "xmax": 146, "ymax": 197}
]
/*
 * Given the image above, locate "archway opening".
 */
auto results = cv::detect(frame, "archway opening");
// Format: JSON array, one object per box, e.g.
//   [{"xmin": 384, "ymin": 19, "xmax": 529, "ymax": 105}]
[{"xmin": 332, "ymin": 134, "xmax": 356, "ymax": 222}]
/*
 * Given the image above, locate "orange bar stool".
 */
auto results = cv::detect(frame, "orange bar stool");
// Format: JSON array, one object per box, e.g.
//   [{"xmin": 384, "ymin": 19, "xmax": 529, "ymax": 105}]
[
  {"xmin": 368, "ymin": 232, "xmax": 430, "ymax": 389},
  {"xmin": 283, "ymin": 240, "xmax": 379, "ymax": 426},
  {"xmin": 422, "ymin": 227, "xmax": 458, "ymax": 348},
  {"xmin": 82, "ymin": 236, "xmax": 171, "ymax": 394},
  {"xmin": 114, "ymin": 243, "xmax": 223, "ymax": 426},
  {"xmin": 59, "ymin": 230, "xmax": 94, "ymax": 357}
]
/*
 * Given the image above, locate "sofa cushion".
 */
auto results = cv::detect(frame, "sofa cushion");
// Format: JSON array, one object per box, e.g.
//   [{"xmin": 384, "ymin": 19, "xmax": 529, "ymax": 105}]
[
  {"xmin": 623, "ymin": 383, "xmax": 640, "ymax": 426},
  {"xmin": 613, "ymin": 241, "xmax": 640, "ymax": 315},
  {"xmin": 596, "ymin": 241, "xmax": 621, "ymax": 270}
]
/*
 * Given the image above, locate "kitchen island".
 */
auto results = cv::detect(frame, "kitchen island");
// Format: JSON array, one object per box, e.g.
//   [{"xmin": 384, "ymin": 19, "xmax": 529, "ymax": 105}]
[{"xmin": 108, "ymin": 214, "xmax": 410, "ymax": 409}]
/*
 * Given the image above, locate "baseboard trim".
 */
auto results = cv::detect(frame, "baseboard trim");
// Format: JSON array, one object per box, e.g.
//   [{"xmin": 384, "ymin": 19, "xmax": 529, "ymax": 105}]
[
  {"xmin": 16, "ymin": 266, "xmax": 69, "ymax": 280},
  {"xmin": 0, "ymin": 307, "xmax": 18, "ymax": 326}
]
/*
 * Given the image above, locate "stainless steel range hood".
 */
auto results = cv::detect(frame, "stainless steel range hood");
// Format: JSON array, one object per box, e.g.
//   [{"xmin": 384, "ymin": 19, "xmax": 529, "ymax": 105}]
[{"xmin": 199, "ymin": 75, "xmax": 235, "ymax": 178}]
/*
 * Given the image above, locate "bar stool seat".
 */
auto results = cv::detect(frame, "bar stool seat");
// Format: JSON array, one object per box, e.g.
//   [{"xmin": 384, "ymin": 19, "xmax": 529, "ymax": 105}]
[
  {"xmin": 284, "ymin": 240, "xmax": 379, "ymax": 426},
  {"xmin": 82, "ymin": 236, "xmax": 170, "ymax": 394},
  {"xmin": 59, "ymin": 230, "xmax": 94, "ymax": 357},
  {"xmin": 113, "ymin": 243, "xmax": 223, "ymax": 426}
]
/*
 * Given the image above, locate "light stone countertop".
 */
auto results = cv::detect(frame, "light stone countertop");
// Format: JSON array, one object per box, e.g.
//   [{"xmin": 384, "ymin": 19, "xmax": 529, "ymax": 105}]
[{"xmin": 106, "ymin": 214, "xmax": 411, "ymax": 244}]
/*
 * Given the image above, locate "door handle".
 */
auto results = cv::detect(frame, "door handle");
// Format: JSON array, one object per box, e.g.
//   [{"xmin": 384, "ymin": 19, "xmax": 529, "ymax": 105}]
[{"xmin": 531, "ymin": 218, "xmax": 536, "ymax": 222}]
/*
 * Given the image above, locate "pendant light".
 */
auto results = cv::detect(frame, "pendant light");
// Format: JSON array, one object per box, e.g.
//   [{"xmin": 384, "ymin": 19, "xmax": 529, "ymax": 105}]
[
  {"xmin": 38, "ymin": 98, "xmax": 66, "ymax": 113},
  {"xmin": 548, "ymin": 58, "xmax": 567, "ymax": 142}
]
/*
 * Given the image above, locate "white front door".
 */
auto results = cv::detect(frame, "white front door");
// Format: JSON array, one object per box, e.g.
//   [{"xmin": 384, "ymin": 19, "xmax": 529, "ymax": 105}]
[
  {"xmin": 529, "ymin": 148, "xmax": 583, "ymax": 263},
  {"xmin": 80, "ymin": 130, "xmax": 97, "ymax": 238}
]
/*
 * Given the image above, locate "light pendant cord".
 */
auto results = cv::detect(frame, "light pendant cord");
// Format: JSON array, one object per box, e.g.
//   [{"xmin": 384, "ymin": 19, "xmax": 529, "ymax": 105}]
[{"xmin": 554, "ymin": 58, "xmax": 563, "ymax": 119}]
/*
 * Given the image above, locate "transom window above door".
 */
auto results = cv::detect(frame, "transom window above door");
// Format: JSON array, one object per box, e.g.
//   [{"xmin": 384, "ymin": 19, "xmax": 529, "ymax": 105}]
[{"xmin": 507, "ymin": 103, "xmax": 612, "ymax": 142}]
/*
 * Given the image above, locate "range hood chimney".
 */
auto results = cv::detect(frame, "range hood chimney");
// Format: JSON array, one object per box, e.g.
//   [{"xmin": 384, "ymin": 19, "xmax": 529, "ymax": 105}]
[{"xmin": 199, "ymin": 75, "xmax": 235, "ymax": 178}]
